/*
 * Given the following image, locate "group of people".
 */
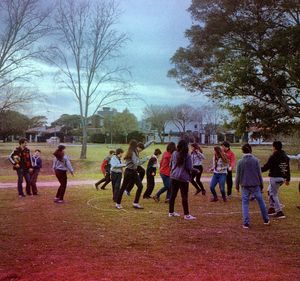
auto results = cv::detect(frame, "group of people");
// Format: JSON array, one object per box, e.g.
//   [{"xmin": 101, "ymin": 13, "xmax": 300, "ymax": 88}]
[
  {"xmin": 8, "ymin": 137, "xmax": 299, "ymax": 228},
  {"xmin": 9, "ymin": 138, "xmax": 74, "ymax": 203}
]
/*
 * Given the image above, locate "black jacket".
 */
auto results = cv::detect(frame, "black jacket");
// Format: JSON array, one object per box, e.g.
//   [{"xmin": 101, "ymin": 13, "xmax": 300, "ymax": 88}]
[{"xmin": 261, "ymin": 150, "xmax": 290, "ymax": 181}]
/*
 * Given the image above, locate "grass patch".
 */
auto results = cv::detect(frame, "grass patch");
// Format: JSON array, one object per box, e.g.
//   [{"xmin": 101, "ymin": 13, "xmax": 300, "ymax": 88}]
[{"xmin": 0, "ymin": 182, "xmax": 300, "ymax": 280}]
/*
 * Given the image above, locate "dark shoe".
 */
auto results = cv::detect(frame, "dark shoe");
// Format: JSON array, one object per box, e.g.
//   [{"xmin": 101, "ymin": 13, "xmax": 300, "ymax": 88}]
[
  {"xmin": 243, "ymin": 223, "xmax": 250, "ymax": 229},
  {"xmin": 297, "ymin": 205, "xmax": 300, "ymax": 209},
  {"xmin": 153, "ymin": 195, "xmax": 159, "ymax": 202},
  {"xmin": 210, "ymin": 197, "xmax": 218, "ymax": 202},
  {"xmin": 201, "ymin": 190, "xmax": 206, "ymax": 196},
  {"xmin": 222, "ymin": 196, "xmax": 227, "ymax": 202},
  {"xmin": 268, "ymin": 208, "xmax": 276, "ymax": 216},
  {"xmin": 194, "ymin": 190, "xmax": 201, "ymax": 196},
  {"xmin": 95, "ymin": 184, "xmax": 99, "ymax": 191},
  {"xmin": 274, "ymin": 211, "xmax": 286, "ymax": 219},
  {"xmin": 100, "ymin": 186, "xmax": 106, "ymax": 190},
  {"xmin": 264, "ymin": 220, "xmax": 270, "ymax": 225}
]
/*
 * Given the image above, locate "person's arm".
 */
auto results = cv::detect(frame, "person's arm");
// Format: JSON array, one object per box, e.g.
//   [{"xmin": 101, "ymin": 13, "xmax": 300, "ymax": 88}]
[
  {"xmin": 65, "ymin": 156, "xmax": 74, "ymax": 175},
  {"xmin": 8, "ymin": 149, "xmax": 16, "ymax": 165},
  {"xmin": 261, "ymin": 156, "xmax": 273, "ymax": 172},
  {"xmin": 229, "ymin": 151, "xmax": 236, "ymax": 171},
  {"xmin": 256, "ymin": 159, "xmax": 264, "ymax": 190},
  {"xmin": 110, "ymin": 157, "xmax": 125, "ymax": 168},
  {"xmin": 285, "ymin": 157, "xmax": 291, "ymax": 184}
]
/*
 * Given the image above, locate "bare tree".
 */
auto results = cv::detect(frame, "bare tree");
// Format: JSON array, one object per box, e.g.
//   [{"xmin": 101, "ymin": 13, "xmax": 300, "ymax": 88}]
[
  {"xmin": 143, "ymin": 104, "xmax": 171, "ymax": 143},
  {"xmin": 0, "ymin": 0, "xmax": 50, "ymax": 90},
  {"xmin": 169, "ymin": 104, "xmax": 195, "ymax": 133},
  {"xmin": 47, "ymin": 0, "xmax": 131, "ymax": 159}
]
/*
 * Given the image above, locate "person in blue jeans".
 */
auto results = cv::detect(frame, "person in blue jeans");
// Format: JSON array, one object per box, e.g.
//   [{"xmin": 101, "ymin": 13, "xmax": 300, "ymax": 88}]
[
  {"xmin": 209, "ymin": 146, "xmax": 228, "ymax": 202},
  {"xmin": 235, "ymin": 143, "xmax": 269, "ymax": 229}
]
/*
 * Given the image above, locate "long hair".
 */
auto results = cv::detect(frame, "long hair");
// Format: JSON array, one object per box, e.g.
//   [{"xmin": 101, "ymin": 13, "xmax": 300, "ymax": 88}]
[
  {"xmin": 53, "ymin": 147, "xmax": 65, "ymax": 161},
  {"xmin": 214, "ymin": 146, "xmax": 227, "ymax": 164},
  {"xmin": 124, "ymin": 139, "xmax": 138, "ymax": 160},
  {"xmin": 166, "ymin": 142, "xmax": 176, "ymax": 153},
  {"xmin": 176, "ymin": 140, "xmax": 189, "ymax": 166},
  {"xmin": 191, "ymin": 143, "xmax": 203, "ymax": 153}
]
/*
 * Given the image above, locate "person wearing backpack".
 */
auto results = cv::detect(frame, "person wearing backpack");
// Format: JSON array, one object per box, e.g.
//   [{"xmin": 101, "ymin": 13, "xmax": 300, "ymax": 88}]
[
  {"xmin": 95, "ymin": 150, "xmax": 115, "ymax": 190},
  {"xmin": 53, "ymin": 145, "xmax": 74, "ymax": 203}
]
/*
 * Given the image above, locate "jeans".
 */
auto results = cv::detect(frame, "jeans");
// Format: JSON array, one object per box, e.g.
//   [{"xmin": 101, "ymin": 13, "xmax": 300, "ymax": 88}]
[
  {"xmin": 55, "ymin": 170, "xmax": 68, "ymax": 200},
  {"xmin": 242, "ymin": 186, "xmax": 269, "ymax": 225},
  {"xmin": 111, "ymin": 172, "xmax": 122, "ymax": 202},
  {"xmin": 210, "ymin": 173, "xmax": 226, "ymax": 199},
  {"xmin": 16, "ymin": 168, "xmax": 30, "ymax": 196},
  {"xmin": 226, "ymin": 170, "xmax": 233, "ymax": 196},
  {"xmin": 156, "ymin": 173, "xmax": 171, "ymax": 200},
  {"xmin": 117, "ymin": 169, "xmax": 143, "ymax": 204},
  {"xmin": 169, "ymin": 179, "xmax": 189, "ymax": 215},
  {"xmin": 268, "ymin": 177, "xmax": 284, "ymax": 212}
]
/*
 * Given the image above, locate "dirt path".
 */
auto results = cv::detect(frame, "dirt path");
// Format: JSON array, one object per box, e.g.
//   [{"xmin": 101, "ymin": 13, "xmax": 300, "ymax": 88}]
[{"xmin": 1, "ymin": 177, "xmax": 299, "ymax": 189}]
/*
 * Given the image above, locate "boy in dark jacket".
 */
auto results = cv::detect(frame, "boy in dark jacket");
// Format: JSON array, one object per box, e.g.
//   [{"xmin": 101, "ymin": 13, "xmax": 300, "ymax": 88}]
[
  {"xmin": 143, "ymin": 148, "xmax": 162, "ymax": 199},
  {"xmin": 261, "ymin": 141, "xmax": 290, "ymax": 219},
  {"xmin": 95, "ymin": 150, "xmax": 115, "ymax": 190},
  {"xmin": 30, "ymin": 149, "xmax": 42, "ymax": 195},
  {"xmin": 8, "ymin": 138, "xmax": 33, "ymax": 197}
]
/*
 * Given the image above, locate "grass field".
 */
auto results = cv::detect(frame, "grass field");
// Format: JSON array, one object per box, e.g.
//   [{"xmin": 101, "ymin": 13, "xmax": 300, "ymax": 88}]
[
  {"xmin": 0, "ymin": 181, "xmax": 300, "ymax": 281},
  {"xmin": 1, "ymin": 142, "xmax": 300, "ymax": 281}
]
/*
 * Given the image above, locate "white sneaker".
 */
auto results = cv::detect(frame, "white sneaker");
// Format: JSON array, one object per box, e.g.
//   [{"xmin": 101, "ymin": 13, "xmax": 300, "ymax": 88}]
[
  {"xmin": 184, "ymin": 214, "xmax": 196, "ymax": 220},
  {"xmin": 168, "ymin": 212, "xmax": 180, "ymax": 217},
  {"xmin": 115, "ymin": 204, "xmax": 123, "ymax": 209},
  {"xmin": 133, "ymin": 203, "xmax": 144, "ymax": 209}
]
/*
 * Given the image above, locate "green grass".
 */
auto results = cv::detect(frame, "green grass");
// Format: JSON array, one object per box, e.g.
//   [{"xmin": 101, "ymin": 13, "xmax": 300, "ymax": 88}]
[
  {"xmin": 1, "ymin": 143, "xmax": 300, "ymax": 181},
  {"xmin": 0, "ymin": 182, "xmax": 300, "ymax": 280}
]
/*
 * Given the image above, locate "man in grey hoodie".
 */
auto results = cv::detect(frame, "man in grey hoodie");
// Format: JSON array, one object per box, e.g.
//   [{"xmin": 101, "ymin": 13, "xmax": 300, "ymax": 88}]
[{"xmin": 235, "ymin": 144, "xmax": 269, "ymax": 229}]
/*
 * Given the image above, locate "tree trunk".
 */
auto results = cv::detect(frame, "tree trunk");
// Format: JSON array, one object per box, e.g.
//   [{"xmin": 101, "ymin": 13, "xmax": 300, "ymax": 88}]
[{"xmin": 80, "ymin": 121, "xmax": 88, "ymax": 159}]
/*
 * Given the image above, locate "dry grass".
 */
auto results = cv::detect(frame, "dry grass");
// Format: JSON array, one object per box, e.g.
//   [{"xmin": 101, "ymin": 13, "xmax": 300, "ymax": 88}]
[{"xmin": 1, "ymin": 181, "xmax": 300, "ymax": 281}]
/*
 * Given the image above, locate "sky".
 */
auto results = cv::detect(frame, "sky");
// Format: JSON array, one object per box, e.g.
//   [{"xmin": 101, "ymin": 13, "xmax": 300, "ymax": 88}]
[{"xmin": 29, "ymin": 0, "xmax": 204, "ymax": 123}]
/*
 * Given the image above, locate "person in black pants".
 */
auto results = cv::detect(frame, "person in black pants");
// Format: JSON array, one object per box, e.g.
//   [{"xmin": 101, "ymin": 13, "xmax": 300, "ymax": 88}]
[
  {"xmin": 116, "ymin": 140, "xmax": 145, "ymax": 209},
  {"xmin": 53, "ymin": 145, "xmax": 74, "ymax": 203},
  {"xmin": 125, "ymin": 142, "xmax": 147, "ymax": 195},
  {"xmin": 190, "ymin": 143, "xmax": 206, "ymax": 195},
  {"xmin": 95, "ymin": 150, "xmax": 115, "ymax": 190},
  {"xmin": 143, "ymin": 148, "xmax": 162, "ymax": 199},
  {"xmin": 110, "ymin": 148, "xmax": 125, "ymax": 202}
]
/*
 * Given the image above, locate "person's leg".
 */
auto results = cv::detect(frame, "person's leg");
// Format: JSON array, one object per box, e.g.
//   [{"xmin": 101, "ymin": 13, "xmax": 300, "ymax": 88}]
[
  {"xmin": 169, "ymin": 179, "xmax": 180, "ymax": 214},
  {"xmin": 241, "ymin": 187, "xmax": 251, "ymax": 226},
  {"xmin": 190, "ymin": 168, "xmax": 201, "ymax": 192},
  {"xmin": 137, "ymin": 166, "xmax": 146, "ymax": 182},
  {"xmin": 269, "ymin": 177, "xmax": 284, "ymax": 213},
  {"xmin": 226, "ymin": 170, "xmax": 233, "ymax": 196},
  {"xmin": 179, "ymin": 182, "xmax": 189, "ymax": 215},
  {"xmin": 58, "ymin": 172, "xmax": 67, "ymax": 200},
  {"xmin": 210, "ymin": 174, "xmax": 219, "ymax": 200},
  {"xmin": 24, "ymin": 170, "xmax": 31, "ymax": 195},
  {"xmin": 30, "ymin": 169, "xmax": 39, "ymax": 195},
  {"xmin": 111, "ymin": 172, "xmax": 117, "ymax": 201},
  {"xmin": 95, "ymin": 177, "xmax": 106, "ymax": 186},
  {"xmin": 155, "ymin": 174, "xmax": 169, "ymax": 199},
  {"xmin": 16, "ymin": 169, "xmax": 24, "ymax": 196},
  {"xmin": 253, "ymin": 186, "xmax": 269, "ymax": 223},
  {"xmin": 219, "ymin": 173, "xmax": 227, "ymax": 201},
  {"xmin": 196, "ymin": 165, "xmax": 206, "ymax": 194},
  {"xmin": 133, "ymin": 172, "xmax": 144, "ymax": 204},
  {"xmin": 99, "ymin": 173, "xmax": 111, "ymax": 189},
  {"xmin": 117, "ymin": 169, "xmax": 133, "ymax": 204},
  {"xmin": 114, "ymin": 173, "xmax": 122, "ymax": 202}
]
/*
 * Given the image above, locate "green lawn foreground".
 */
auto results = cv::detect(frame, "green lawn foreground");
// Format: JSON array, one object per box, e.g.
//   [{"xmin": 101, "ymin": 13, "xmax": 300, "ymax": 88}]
[{"xmin": 0, "ymin": 182, "xmax": 300, "ymax": 281}]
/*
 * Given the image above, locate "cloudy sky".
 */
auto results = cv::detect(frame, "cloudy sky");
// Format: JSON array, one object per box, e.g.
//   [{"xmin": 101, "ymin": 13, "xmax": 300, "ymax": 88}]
[{"xmin": 30, "ymin": 0, "xmax": 204, "ymax": 122}]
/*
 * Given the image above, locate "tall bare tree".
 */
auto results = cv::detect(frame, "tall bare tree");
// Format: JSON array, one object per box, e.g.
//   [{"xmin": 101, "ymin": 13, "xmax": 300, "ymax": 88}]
[
  {"xmin": 0, "ymin": 0, "xmax": 50, "ymax": 111},
  {"xmin": 47, "ymin": 0, "xmax": 131, "ymax": 159},
  {"xmin": 169, "ymin": 104, "xmax": 195, "ymax": 133}
]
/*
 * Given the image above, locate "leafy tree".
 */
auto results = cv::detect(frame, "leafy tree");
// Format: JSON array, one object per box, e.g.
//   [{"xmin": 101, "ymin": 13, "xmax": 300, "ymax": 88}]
[
  {"xmin": 169, "ymin": 0, "xmax": 300, "ymax": 134},
  {"xmin": 29, "ymin": 116, "xmax": 48, "ymax": 128},
  {"xmin": 0, "ymin": 110, "xmax": 30, "ymax": 140},
  {"xmin": 51, "ymin": 114, "xmax": 81, "ymax": 135}
]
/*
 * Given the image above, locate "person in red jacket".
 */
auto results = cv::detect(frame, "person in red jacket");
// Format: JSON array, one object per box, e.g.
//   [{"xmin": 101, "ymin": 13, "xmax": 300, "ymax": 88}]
[
  {"xmin": 222, "ymin": 141, "xmax": 236, "ymax": 197},
  {"xmin": 8, "ymin": 138, "xmax": 33, "ymax": 197},
  {"xmin": 153, "ymin": 142, "xmax": 176, "ymax": 203}
]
